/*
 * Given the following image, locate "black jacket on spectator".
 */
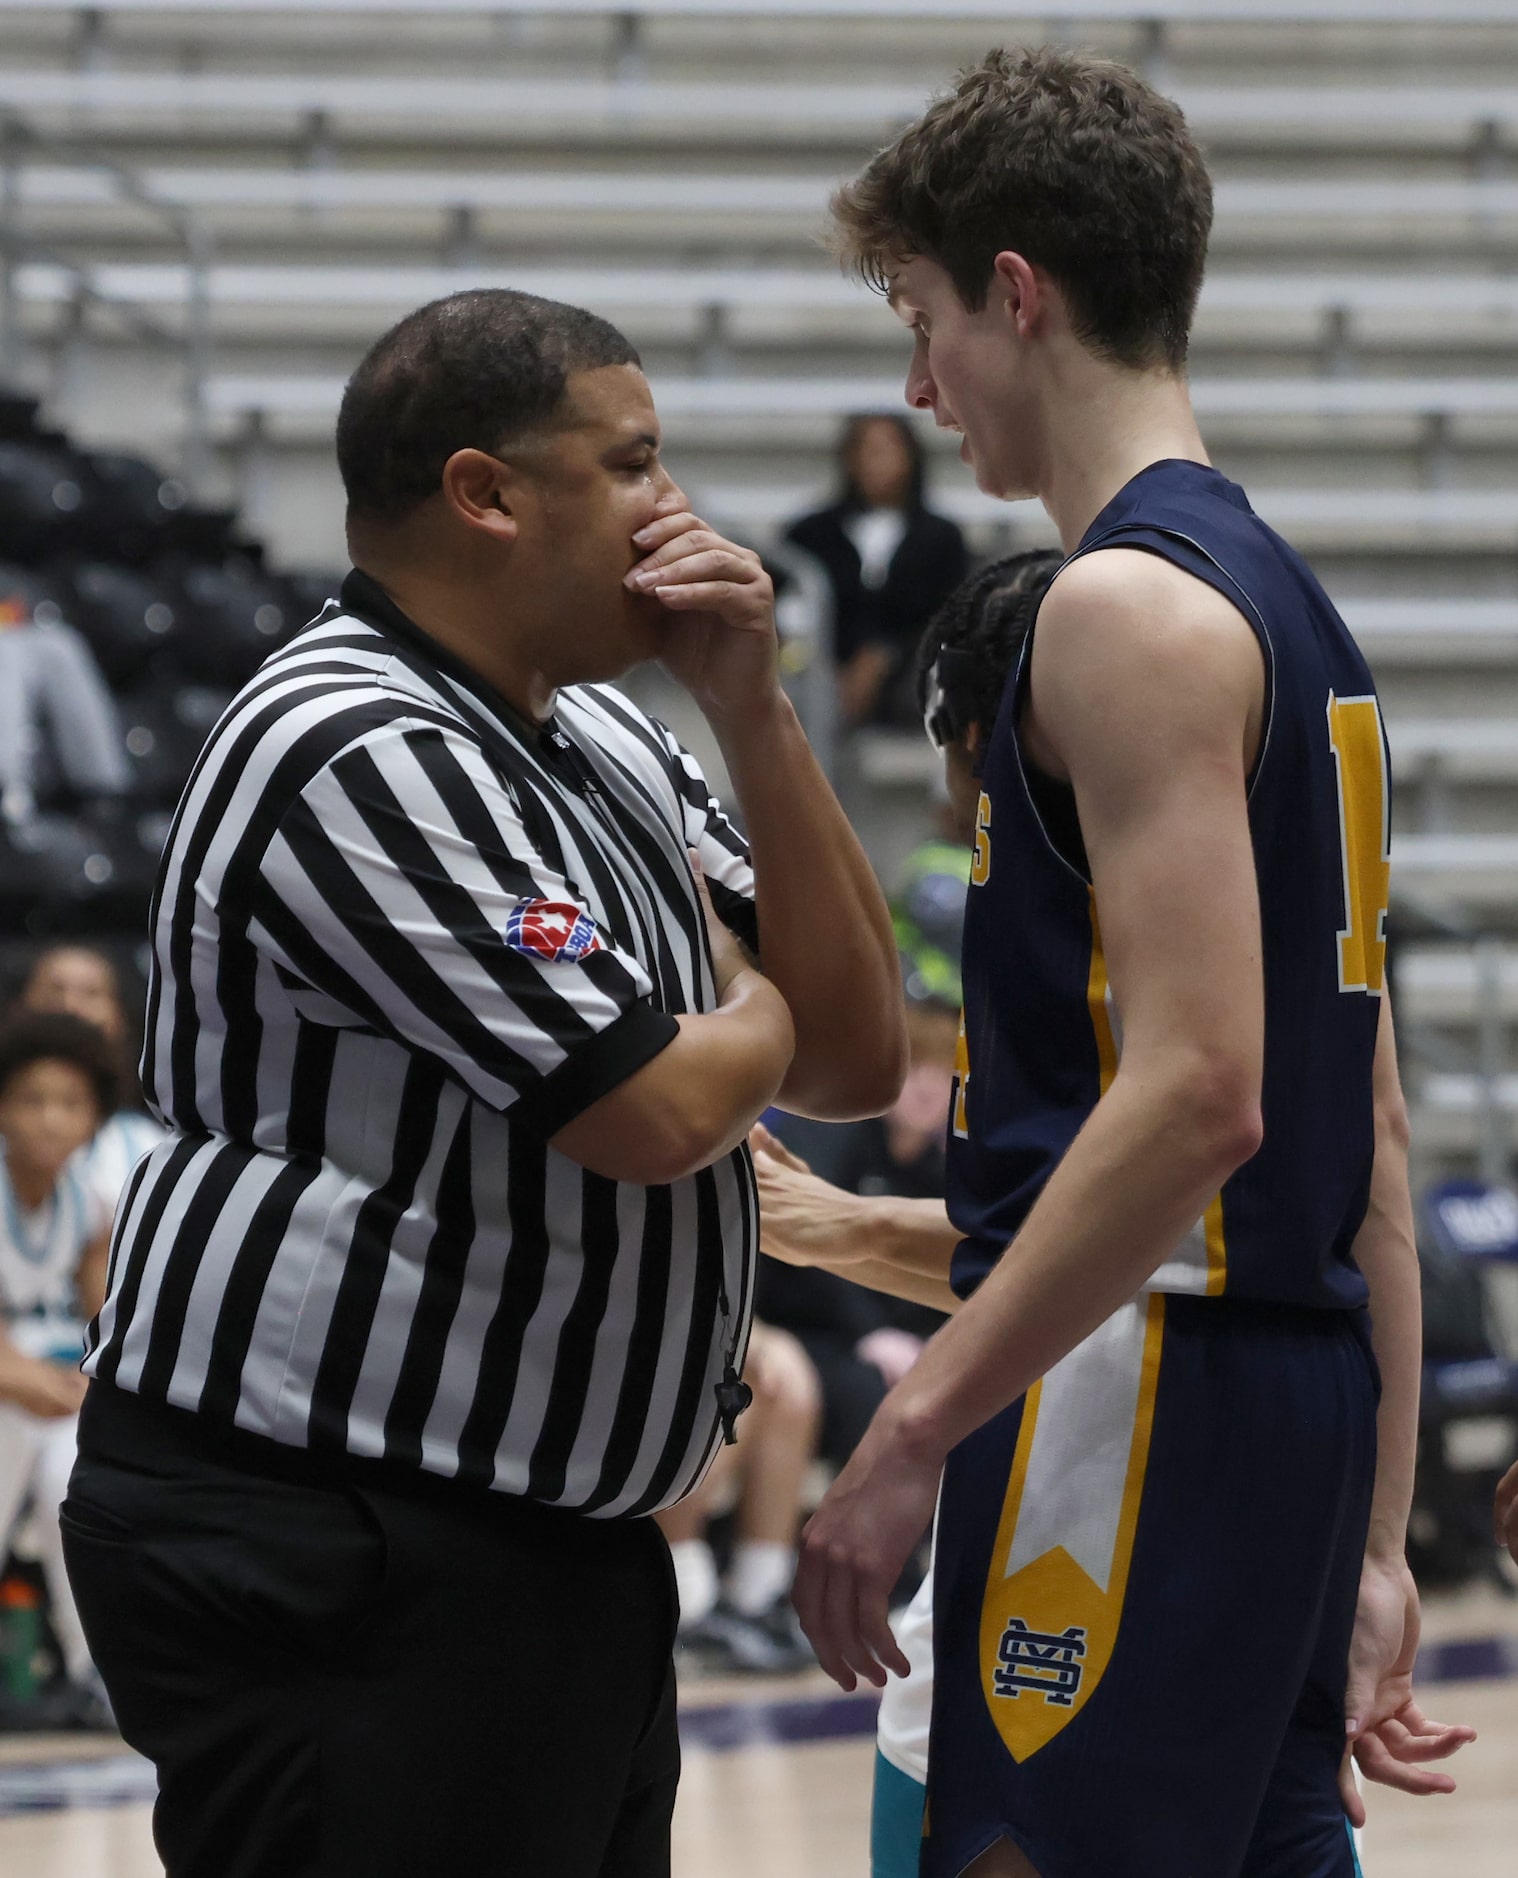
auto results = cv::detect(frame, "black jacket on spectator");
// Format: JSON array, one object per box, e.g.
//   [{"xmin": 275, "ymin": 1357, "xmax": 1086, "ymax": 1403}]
[{"xmin": 783, "ymin": 503, "xmax": 968, "ymax": 720}]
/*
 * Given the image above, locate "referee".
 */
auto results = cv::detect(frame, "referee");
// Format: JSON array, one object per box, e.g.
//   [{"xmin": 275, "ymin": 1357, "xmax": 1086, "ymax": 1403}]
[{"xmin": 61, "ymin": 289, "xmax": 907, "ymax": 1878}]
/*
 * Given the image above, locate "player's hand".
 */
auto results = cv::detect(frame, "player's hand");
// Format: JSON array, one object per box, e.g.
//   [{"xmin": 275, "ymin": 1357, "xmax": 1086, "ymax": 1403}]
[
  {"xmin": 1340, "ymin": 1552, "xmax": 1475, "ymax": 1826},
  {"xmin": 751, "ymin": 1124, "xmax": 876, "ymax": 1269},
  {"xmin": 0, "ymin": 1354, "xmax": 87, "ymax": 1420},
  {"xmin": 750, "ymin": 1121, "xmax": 810, "ymax": 1173},
  {"xmin": 624, "ymin": 510, "xmax": 779, "ymax": 722},
  {"xmin": 1496, "ymin": 1457, "xmax": 1518, "ymax": 1564},
  {"xmin": 792, "ymin": 1399, "xmax": 937, "ymax": 1691}
]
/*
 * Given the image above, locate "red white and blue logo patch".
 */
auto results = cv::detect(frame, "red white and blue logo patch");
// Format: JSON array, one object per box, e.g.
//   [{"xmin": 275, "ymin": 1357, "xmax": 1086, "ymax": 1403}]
[{"xmin": 504, "ymin": 900, "xmax": 605, "ymax": 963}]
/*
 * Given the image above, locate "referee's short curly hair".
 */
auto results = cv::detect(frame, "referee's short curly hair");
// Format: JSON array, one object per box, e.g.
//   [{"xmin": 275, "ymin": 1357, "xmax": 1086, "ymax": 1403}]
[
  {"xmin": 0, "ymin": 1011, "xmax": 122, "ymax": 1120},
  {"xmin": 337, "ymin": 289, "xmax": 642, "ymax": 522}
]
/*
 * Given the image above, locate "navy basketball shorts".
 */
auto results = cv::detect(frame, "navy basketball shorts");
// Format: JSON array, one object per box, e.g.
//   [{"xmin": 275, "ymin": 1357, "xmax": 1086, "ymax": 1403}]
[{"xmin": 924, "ymin": 1291, "xmax": 1378, "ymax": 1878}]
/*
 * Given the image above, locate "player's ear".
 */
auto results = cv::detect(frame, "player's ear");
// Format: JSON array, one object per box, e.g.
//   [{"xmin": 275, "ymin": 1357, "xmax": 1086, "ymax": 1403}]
[
  {"xmin": 441, "ymin": 449, "xmax": 520, "ymax": 545},
  {"xmin": 990, "ymin": 251, "xmax": 1043, "ymax": 342}
]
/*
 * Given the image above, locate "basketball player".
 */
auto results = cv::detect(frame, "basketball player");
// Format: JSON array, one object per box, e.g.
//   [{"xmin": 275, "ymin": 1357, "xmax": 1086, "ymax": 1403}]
[
  {"xmin": 784, "ymin": 48, "xmax": 1474, "ymax": 1877},
  {"xmin": 760, "ymin": 552, "xmax": 1472, "ymax": 1872}
]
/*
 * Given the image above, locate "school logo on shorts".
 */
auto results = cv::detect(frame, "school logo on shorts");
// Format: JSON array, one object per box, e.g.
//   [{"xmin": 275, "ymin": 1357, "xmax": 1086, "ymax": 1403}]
[
  {"xmin": 992, "ymin": 1619, "xmax": 1087, "ymax": 1708},
  {"xmin": 504, "ymin": 900, "xmax": 604, "ymax": 962},
  {"xmin": 977, "ymin": 1295, "xmax": 1167, "ymax": 1762}
]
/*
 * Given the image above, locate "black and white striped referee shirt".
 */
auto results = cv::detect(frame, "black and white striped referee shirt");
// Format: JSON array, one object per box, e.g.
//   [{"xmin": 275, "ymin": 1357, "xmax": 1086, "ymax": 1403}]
[{"xmin": 85, "ymin": 570, "xmax": 759, "ymax": 1518}]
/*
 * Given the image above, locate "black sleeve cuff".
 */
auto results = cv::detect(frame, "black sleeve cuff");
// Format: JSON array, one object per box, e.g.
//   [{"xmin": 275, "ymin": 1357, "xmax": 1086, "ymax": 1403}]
[
  {"xmin": 512, "ymin": 1001, "xmax": 681, "ymax": 1140},
  {"xmin": 709, "ymin": 878, "xmax": 760, "ymax": 961}
]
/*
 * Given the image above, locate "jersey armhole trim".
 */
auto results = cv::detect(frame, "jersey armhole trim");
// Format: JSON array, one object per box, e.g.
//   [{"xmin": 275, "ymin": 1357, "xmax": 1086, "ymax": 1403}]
[
  {"xmin": 1068, "ymin": 525, "xmax": 1279, "ymax": 806},
  {"xmin": 1006, "ymin": 609, "xmax": 1096, "ymax": 890}
]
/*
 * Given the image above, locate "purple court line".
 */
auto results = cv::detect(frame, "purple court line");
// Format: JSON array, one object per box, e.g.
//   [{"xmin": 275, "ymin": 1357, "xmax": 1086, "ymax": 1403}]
[
  {"xmin": 0, "ymin": 1634, "xmax": 1511, "ymax": 1818},
  {"xmin": 1415, "ymin": 1632, "xmax": 1518, "ymax": 1686},
  {"xmin": 674, "ymin": 1630, "xmax": 1518, "ymax": 1755},
  {"xmin": 679, "ymin": 1688, "xmax": 881, "ymax": 1753}
]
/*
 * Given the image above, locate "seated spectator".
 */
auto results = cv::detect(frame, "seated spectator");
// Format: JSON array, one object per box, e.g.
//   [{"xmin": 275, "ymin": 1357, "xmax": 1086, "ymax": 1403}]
[
  {"xmin": 0, "ymin": 585, "xmax": 131, "ymax": 826},
  {"xmin": 14, "ymin": 945, "xmax": 167, "ymax": 1221},
  {"xmin": 758, "ymin": 997, "xmax": 956, "ymax": 1469},
  {"xmin": 784, "ymin": 415, "xmax": 967, "ymax": 730},
  {"xmin": 656, "ymin": 1321, "xmax": 821, "ymax": 1674},
  {"xmin": 0, "ymin": 1012, "xmax": 118, "ymax": 1725}
]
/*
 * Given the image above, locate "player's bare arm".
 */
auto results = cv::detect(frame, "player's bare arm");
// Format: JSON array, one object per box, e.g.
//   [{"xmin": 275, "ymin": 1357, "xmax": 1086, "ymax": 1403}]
[
  {"xmin": 750, "ymin": 1124, "xmax": 961, "ymax": 1316},
  {"xmin": 627, "ymin": 509, "xmax": 909, "ymax": 1123},
  {"xmin": 1341, "ymin": 995, "xmax": 1476, "ymax": 1817},
  {"xmin": 793, "ymin": 549, "xmax": 1273, "ymax": 1691}
]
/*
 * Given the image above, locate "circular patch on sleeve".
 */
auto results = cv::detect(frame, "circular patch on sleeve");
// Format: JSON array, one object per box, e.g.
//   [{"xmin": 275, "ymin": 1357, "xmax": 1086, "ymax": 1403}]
[{"xmin": 503, "ymin": 900, "xmax": 606, "ymax": 962}]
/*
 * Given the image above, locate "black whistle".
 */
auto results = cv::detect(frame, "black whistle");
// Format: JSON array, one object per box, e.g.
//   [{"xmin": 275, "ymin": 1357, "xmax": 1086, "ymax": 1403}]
[{"xmin": 715, "ymin": 1367, "xmax": 753, "ymax": 1446}]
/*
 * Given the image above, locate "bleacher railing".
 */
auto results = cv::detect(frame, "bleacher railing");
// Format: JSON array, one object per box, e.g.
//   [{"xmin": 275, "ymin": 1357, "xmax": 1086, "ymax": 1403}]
[{"xmin": 0, "ymin": 115, "xmax": 216, "ymax": 492}]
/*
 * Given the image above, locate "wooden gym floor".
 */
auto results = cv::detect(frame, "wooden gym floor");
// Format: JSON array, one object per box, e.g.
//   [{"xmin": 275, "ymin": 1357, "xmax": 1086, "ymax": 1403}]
[{"xmin": 0, "ymin": 1582, "xmax": 1513, "ymax": 1876}]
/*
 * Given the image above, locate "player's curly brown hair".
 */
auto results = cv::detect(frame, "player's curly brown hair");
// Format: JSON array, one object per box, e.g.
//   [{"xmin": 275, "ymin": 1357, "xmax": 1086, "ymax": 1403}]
[{"xmin": 831, "ymin": 46, "xmax": 1213, "ymax": 372}]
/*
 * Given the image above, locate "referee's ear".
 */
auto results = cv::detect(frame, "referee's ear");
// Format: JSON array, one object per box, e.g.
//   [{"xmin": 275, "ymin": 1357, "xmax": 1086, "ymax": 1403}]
[{"xmin": 441, "ymin": 448, "xmax": 522, "ymax": 546}]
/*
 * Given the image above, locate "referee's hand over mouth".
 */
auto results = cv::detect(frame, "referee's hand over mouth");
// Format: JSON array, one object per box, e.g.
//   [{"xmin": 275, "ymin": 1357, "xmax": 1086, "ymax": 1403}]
[{"xmin": 624, "ymin": 506, "xmax": 778, "ymax": 721}]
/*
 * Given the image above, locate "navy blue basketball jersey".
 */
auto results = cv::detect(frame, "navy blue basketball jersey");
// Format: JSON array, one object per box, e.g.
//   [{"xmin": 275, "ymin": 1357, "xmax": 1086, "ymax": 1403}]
[{"xmin": 946, "ymin": 458, "xmax": 1388, "ymax": 1311}]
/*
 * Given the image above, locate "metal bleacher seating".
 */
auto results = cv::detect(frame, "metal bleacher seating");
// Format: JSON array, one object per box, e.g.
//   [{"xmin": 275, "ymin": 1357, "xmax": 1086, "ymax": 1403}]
[
  {"xmin": 0, "ymin": 387, "xmax": 325, "ymax": 935},
  {"xmin": 1, "ymin": 0, "xmax": 1518, "ymax": 1165}
]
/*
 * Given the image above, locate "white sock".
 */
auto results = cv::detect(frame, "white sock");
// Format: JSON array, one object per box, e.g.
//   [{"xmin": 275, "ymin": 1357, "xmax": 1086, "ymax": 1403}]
[
  {"xmin": 726, "ymin": 1540, "xmax": 795, "ymax": 1617},
  {"xmin": 669, "ymin": 1540, "xmax": 720, "ymax": 1629}
]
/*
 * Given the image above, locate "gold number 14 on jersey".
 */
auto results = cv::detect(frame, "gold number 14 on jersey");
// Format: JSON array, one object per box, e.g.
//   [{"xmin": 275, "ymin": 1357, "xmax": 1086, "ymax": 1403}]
[{"xmin": 1326, "ymin": 693, "xmax": 1391, "ymax": 997}]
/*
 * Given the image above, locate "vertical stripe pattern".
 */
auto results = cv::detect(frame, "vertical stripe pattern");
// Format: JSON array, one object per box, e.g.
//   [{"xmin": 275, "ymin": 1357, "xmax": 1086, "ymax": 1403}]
[{"xmin": 84, "ymin": 574, "xmax": 758, "ymax": 1516}]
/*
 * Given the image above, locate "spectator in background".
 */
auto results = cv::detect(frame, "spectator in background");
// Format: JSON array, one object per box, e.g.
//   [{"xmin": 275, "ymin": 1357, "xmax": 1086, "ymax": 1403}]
[
  {"xmin": 784, "ymin": 415, "xmax": 967, "ymax": 729},
  {"xmin": 0, "ymin": 585, "xmax": 131, "ymax": 826},
  {"xmin": 15, "ymin": 946, "xmax": 166, "ymax": 1223},
  {"xmin": 656, "ymin": 1321, "xmax": 822, "ymax": 1674},
  {"xmin": 0, "ymin": 1012, "xmax": 116, "ymax": 1726}
]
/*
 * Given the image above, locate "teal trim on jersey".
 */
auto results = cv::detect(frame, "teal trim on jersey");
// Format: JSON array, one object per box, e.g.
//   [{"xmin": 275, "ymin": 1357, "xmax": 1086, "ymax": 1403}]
[
  {"xmin": 1347, "ymin": 1820, "xmax": 1364, "ymax": 1876},
  {"xmin": 871, "ymin": 1748, "xmax": 926, "ymax": 1878}
]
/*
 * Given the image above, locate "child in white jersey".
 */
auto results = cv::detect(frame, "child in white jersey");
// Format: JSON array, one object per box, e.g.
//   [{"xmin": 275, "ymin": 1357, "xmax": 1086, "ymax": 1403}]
[
  {"xmin": 0, "ymin": 1012, "xmax": 117, "ymax": 1721},
  {"xmin": 15, "ymin": 945, "xmax": 166, "ymax": 1225}
]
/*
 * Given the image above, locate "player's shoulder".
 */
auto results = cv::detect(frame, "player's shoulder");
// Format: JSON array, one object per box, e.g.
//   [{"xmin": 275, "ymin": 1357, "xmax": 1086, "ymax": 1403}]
[
  {"xmin": 1025, "ymin": 548, "xmax": 1265, "ymax": 777},
  {"xmin": 1036, "ymin": 546, "xmax": 1261, "ymax": 693},
  {"xmin": 1044, "ymin": 545, "xmax": 1246, "ymax": 642}
]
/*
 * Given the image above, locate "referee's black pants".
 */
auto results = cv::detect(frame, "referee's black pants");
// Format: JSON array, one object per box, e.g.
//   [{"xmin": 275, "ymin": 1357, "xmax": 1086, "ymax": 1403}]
[{"xmin": 62, "ymin": 1385, "xmax": 681, "ymax": 1878}]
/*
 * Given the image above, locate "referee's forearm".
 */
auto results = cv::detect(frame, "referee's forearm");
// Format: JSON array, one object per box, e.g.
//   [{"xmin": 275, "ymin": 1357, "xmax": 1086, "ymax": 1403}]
[
  {"xmin": 678, "ymin": 966, "xmax": 800, "ymax": 1170},
  {"xmin": 551, "ymin": 967, "xmax": 793, "ymax": 1185},
  {"xmin": 711, "ymin": 690, "xmax": 907, "ymax": 1120}
]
